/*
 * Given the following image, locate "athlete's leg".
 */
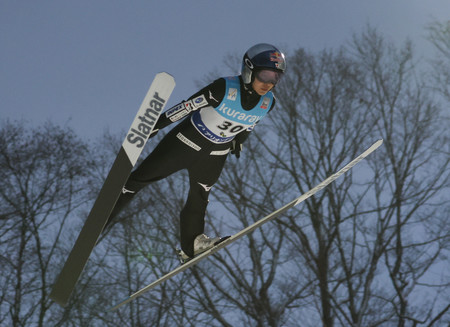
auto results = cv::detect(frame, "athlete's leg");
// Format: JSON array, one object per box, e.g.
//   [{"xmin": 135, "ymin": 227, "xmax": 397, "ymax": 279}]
[
  {"xmin": 180, "ymin": 151, "xmax": 229, "ymax": 257},
  {"xmin": 107, "ymin": 123, "xmax": 197, "ymax": 226}
]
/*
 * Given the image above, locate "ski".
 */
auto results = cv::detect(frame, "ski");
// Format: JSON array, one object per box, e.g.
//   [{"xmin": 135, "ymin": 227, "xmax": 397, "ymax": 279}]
[
  {"xmin": 108, "ymin": 139, "xmax": 383, "ymax": 312},
  {"xmin": 50, "ymin": 72, "xmax": 175, "ymax": 307}
]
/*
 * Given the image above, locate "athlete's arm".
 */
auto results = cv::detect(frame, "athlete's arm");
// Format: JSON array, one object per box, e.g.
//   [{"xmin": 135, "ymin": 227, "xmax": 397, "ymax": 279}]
[{"xmin": 152, "ymin": 78, "xmax": 226, "ymax": 132}]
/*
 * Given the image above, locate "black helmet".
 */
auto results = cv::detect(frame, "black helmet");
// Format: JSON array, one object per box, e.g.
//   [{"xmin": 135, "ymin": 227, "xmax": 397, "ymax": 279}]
[{"xmin": 241, "ymin": 43, "xmax": 286, "ymax": 85}]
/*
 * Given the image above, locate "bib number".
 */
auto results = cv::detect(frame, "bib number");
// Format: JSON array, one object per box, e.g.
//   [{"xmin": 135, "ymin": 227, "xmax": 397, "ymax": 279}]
[{"xmin": 217, "ymin": 121, "xmax": 245, "ymax": 133}]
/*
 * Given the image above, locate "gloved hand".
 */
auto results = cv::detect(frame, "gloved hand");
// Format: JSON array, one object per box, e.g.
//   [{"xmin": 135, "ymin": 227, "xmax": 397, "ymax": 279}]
[{"xmin": 230, "ymin": 139, "xmax": 243, "ymax": 158}]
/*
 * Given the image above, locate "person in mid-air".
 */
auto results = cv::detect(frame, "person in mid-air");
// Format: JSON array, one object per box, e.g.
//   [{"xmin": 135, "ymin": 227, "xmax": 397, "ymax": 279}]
[{"xmin": 105, "ymin": 43, "xmax": 286, "ymax": 262}]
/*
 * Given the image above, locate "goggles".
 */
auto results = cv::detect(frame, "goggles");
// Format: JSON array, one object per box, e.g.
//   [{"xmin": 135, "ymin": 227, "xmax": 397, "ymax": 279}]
[{"xmin": 255, "ymin": 69, "xmax": 283, "ymax": 85}]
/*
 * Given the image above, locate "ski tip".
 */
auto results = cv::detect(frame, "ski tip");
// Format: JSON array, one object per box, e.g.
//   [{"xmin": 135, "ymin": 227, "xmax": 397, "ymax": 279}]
[
  {"xmin": 373, "ymin": 139, "xmax": 384, "ymax": 149},
  {"xmin": 156, "ymin": 71, "xmax": 175, "ymax": 82}
]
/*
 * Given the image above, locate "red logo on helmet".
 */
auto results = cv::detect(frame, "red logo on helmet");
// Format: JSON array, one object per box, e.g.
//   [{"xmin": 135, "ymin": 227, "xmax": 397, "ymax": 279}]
[{"xmin": 270, "ymin": 52, "xmax": 283, "ymax": 63}]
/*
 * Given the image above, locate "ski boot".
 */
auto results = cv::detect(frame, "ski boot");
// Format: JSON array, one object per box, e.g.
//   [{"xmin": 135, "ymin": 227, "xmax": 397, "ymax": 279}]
[{"xmin": 177, "ymin": 234, "xmax": 228, "ymax": 264}]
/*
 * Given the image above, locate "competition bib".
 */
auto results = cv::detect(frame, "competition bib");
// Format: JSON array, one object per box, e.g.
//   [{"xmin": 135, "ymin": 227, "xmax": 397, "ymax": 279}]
[{"xmin": 191, "ymin": 76, "xmax": 273, "ymax": 143}]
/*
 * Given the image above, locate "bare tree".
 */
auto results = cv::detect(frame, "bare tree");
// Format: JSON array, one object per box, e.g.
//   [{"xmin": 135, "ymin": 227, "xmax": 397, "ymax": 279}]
[
  {"xmin": 350, "ymin": 27, "xmax": 449, "ymax": 326},
  {"xmin": 0, "ymin": 120, "xmax": 91, "ymax": 327},
  {"xmin": 427, "ymin": 20, "xmax": 450, "ymax": 102}
]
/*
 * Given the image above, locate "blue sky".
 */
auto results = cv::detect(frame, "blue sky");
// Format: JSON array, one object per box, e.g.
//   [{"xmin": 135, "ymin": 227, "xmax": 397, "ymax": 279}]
[{"xmin": 1, "ymin": 0, "xmax": 449, "ymax": 139}]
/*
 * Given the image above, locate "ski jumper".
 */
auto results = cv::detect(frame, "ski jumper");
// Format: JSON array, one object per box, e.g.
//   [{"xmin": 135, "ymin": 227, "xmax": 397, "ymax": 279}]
[{"xmin": 108, "ymin": 76, "xmax": 276, "ymax": 257}]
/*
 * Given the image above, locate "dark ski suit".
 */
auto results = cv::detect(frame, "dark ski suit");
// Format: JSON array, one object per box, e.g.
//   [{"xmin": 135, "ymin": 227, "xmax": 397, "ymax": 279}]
[{"xmin": 108, "ymin": 75, "xmax": 276, "ymax": 257}]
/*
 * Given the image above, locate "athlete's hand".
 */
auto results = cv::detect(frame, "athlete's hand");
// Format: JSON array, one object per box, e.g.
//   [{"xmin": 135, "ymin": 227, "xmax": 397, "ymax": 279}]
[{"xmin": 230, "ymin": 140, "xmax": 243, "ymax": 159}]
